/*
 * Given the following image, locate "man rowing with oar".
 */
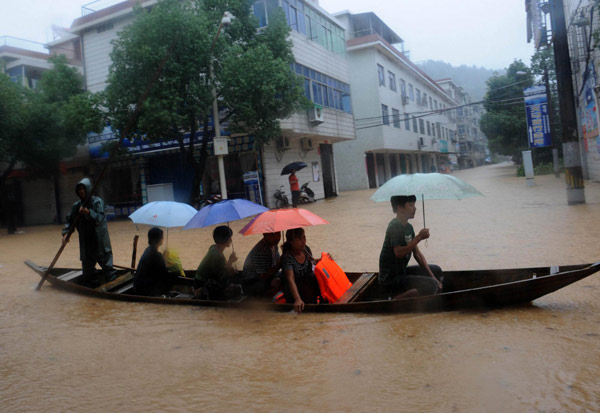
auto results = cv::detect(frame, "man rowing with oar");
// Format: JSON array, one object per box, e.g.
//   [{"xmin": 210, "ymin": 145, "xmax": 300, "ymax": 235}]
[{"xmin": 62, "ymin": 178, "xmax": 115, "ymax": 288}]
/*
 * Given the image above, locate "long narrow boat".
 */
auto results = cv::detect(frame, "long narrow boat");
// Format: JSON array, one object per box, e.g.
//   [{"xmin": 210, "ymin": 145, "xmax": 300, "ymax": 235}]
[{"xmin": 25, "ymin": 260, "xmax": 600, "ymax": 313}]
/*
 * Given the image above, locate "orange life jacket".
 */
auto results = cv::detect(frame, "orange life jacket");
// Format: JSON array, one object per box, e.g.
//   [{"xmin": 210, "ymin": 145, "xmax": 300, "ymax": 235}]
[{"xmin": 314, "ymin": 252, "xmax": 352, "ymax": 303}]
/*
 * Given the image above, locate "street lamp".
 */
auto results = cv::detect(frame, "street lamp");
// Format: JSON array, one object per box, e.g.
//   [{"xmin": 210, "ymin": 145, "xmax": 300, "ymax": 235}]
[{"xmin": 210, "ymin": 11, "xmax": 234, "ymax": 200}]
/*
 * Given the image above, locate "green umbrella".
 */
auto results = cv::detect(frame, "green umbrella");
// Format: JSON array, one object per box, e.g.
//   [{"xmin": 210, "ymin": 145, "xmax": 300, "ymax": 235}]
[{"xmin": 370, "ymin": 173, "xmax": 483, "ymax": 226}]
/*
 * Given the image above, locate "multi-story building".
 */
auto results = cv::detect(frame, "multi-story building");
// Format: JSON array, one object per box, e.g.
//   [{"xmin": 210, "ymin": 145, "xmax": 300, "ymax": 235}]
[
  {"xmin": 437, "ymin": 79, "xmax": 487, "ymax": 168},
  {"xmin": 332, "ymin": 12, "xmax": 457, "ymax": 190},
  {"xmin": 66, "ymin": 0, "xmax": 354, "ymax": 211},
  {"xmin": 562, "ymin": 0, "xmax": 600, "ymax": 180}
]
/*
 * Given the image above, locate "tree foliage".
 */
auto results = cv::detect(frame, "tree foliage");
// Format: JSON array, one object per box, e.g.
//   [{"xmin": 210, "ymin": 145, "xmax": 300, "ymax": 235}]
[
  {"xmin": 0, "ymin": 54, "xmax": 104, "ymax": 232},
  {"xmin": 480, "ymin": 60, "xmax": 534, "ymax": 163},
  {"xmin": 104, "ymin": 0, "xmax": 305, "ymax": 204}
]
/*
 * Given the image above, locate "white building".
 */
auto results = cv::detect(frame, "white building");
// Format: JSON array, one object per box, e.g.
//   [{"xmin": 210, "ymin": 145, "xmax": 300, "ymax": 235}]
[
  {"xmin": 67, "ymin": 0, "xmax": 355, "ymax": 210},
  {"xmin": 332, "ymin": 12, "xmax": 457, "ymax": 191},
  {"xmin": 437, "ymin": 79, "xmax": 487, "ymax": 168}
]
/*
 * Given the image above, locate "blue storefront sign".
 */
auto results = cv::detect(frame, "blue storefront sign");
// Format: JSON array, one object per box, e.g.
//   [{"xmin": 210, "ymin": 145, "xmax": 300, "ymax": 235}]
[
  {"xmin": 524, "ymin": 85, "xmax": 552, "ymax": 148},
  {"xmin": 88, "ymin": 126, "xmax": 236, "ymax": 159}
]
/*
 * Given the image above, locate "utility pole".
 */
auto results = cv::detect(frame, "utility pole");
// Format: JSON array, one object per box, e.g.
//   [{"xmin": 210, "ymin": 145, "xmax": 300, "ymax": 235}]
[
  {"xmin": 543, "ymin": 62, "xmax": 560, "ymax": 178},
  {"xmin": 550, "ymin": 0, "xmax": 585, "ymax": 204}
]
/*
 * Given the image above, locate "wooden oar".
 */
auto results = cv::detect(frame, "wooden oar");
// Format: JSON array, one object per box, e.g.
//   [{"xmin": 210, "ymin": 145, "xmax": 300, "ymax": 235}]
[
  {"xmin": 131, "ymin": 235, "xmax": 139, "ymax": 269},
  {"xmin": 36, "ymin": 38, "xmax": 178, "ymax": 291}
]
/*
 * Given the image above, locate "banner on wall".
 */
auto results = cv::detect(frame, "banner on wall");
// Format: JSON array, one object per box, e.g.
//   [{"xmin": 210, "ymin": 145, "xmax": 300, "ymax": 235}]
[
  {"xmin": 523, "ymin": 85, "xmax": 552, "ymax": 148},
  {"xmin": 580, "ymin": 63, "xmax": 599, "ymax": 153}
]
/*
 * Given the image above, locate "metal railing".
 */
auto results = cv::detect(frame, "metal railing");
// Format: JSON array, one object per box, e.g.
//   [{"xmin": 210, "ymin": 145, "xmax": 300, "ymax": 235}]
[
  {"xmin": 81, "ymin": 0, "xmax": 128, "ymax": 16},
  {"xmin": 0, "ymin": 36, "xmax": 48, "ymax": 54}
]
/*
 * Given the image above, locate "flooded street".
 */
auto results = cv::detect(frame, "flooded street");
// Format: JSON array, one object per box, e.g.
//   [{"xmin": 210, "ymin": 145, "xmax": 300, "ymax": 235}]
[{"xmin": 1, "ymin": 163, "xmax": 600, "ymax": 412}]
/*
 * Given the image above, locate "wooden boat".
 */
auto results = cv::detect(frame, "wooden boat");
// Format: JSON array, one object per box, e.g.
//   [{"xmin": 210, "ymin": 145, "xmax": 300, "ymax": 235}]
[{"xmin": 25, "ymin": 260, "xmax": 600, "ymax": 313}]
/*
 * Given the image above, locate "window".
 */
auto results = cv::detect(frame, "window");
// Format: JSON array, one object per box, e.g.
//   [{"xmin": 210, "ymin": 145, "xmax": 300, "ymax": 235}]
[
  {"xmin": 382, "ymin": 104, "xmax": 389, "ymax": 125},
  {"xmin": 409, "ymin": 84, "xmax": 414, "ymax": 100},
  {"xmin": 434, "ymin": 100, "xmax": 438, "ymax": 110},
  {"xmin": 388, "ymin": 71, "xmax": 397, "ymax": 91},
  {"xmin": 423, "ymin": 93, "xmax": 428, "ymax": 108},
  {"xmin": 392, "ymin": 108, "xmax": 400, "ymax": 128},
  {"xmin": 377, "ymin": 65, "xmax": 385, "ymax": 87},
  {"xmin": 294, "ymin": 62, "xmax": 352, "ymax": 113},
  {"xmin": 431, "ymin": 122, "xmax": 435, "ymax": 137},
  {"xmin": 412, "ymin": 117, "xmax": 418, "ymax": 132},
  {"xmin": 419, "ymin": 119, "xmax": 425, "ymax": 134},
  {"xmin": 404, "ymin": 113, "xmax": 410, "ymax": 130},
  {"xmin": 416, "ymin": 88, "xmax": 421, "ymax": 103},
  {"xmin": 437, "ymin": 123, "xmax": 441, "ymax": 138},
  {"xmin": 426, "ymin": 121, "xmax": 431, "ymax": 136},
  {"xmin": 274, "ymin": 0, "xmax": 346, "ymax": 54},
  {"xmin": 400, "ymin": 79, "xmax": 406, "ymax": 96},
  {"xmin": 429, "ymin": 96, "xmax": 433, "ymax": 109}
]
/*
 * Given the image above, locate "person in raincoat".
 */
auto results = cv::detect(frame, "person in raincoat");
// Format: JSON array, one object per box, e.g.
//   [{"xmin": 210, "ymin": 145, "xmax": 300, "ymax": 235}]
[{"xmin": 62, "ymin": 178, "xmax": 114, "ymax": 287}]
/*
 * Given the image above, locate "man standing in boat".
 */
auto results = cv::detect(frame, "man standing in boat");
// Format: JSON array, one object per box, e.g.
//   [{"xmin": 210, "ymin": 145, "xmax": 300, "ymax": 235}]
[
  {"xmin": 378, "ymin": 195, "xmax": 443, "ymax": 297},
  {"xmin": 62, "ymin": 178, "xmax": 115, "ymax": 287}
]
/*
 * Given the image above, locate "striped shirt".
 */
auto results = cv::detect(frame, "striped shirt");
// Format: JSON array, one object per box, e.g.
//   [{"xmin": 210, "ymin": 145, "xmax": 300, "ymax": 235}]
[{"xmin": 242, "ymin": 239, "xmax": 280, "ymax": 281}]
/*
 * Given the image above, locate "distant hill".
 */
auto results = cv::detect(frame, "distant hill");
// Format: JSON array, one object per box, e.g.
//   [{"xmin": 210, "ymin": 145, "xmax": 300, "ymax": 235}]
[{"xmin": 417, "ymin": 60, "xmax": 501, "ymax": 101}]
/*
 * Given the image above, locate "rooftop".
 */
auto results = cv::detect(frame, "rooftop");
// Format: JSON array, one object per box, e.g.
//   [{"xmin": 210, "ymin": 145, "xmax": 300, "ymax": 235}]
[{"xmin": 0, "ymin": 36, "xmax": 49, "ymax": 55}]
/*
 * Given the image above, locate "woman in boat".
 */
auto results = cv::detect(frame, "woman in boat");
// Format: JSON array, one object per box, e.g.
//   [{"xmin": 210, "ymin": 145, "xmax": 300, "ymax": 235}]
[
  {"xmin": 281, "ymin": 228, "xmax": 323, "ymax": 313},
  {"xmin": 133, "ymin": 227, "xmax": 180, "ymax": 296}
]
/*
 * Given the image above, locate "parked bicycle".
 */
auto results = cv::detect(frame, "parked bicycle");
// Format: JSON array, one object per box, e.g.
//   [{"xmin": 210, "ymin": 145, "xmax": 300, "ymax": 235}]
[{"xmin": 273, "ymin": 186, "xmax": 289, "ymax": 208}]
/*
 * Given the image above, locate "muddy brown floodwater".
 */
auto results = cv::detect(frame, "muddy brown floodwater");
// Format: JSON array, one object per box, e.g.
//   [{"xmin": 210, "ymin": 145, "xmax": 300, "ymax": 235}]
[{"xmin": 1, "ymin": 163, "xmax": 600, "ymax": 412}]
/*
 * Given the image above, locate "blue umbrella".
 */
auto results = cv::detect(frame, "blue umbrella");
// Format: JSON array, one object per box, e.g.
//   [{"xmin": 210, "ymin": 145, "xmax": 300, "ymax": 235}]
[
  {"xmin": 184, "ymin": 199, "xmax": 268, "ymax": 229},
  {"xmin": 281, "ymin": 161, "xmax": 307, "ymax": 175},
  {"xmin": 184, "ymin": 199, "xmax": 269, "ymax": 253}
]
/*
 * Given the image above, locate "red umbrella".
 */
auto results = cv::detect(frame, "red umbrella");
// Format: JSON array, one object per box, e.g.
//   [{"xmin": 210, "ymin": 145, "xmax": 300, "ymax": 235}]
[{"xmin": 239, "ymin": 208, "xmax": 329, "ymax": 235}]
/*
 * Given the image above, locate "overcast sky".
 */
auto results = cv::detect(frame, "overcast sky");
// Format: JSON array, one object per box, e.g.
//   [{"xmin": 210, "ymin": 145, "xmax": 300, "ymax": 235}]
[{"xmin": 1, "ymin": 0, "xmax": 534, "ymax": 70}]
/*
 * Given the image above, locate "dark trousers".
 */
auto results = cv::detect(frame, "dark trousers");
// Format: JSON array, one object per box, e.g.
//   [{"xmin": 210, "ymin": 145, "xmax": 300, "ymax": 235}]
[
  {"xmin": 391, "ymin": 264, "xmax": 443, "ymax": 296},
  {"xmin": 82, "ymin": 252, "xmax": 114, "ymax": 287},
  {"xmin": 291, "ymin": 190, "xmax": 300, "ymax": 207}
]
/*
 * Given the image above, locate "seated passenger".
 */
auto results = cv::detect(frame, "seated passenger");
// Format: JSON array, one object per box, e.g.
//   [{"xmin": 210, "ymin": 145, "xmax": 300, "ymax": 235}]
[
  {"xmin": 378, "ymin": 195, "xmax": 443, "ymax": 298},
  {"xmin": 242, "ymin": 232, "xmax": 282, "ymax": 297},
  {"xmin": 194, "ymin": 226, "xmax": 239, "ymax": 300},
  {"xmin": 281, "ymin": 228, "xmax": 322, "ymax": 313},
  {"xmin": 133, "ymin": 227, "xmax": 180, "ymax": 296}
]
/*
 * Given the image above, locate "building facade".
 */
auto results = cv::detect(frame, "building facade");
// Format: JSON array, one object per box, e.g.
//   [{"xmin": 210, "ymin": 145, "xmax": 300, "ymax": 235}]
[
  {"xmin": 333, "ymin": 12, "xmax": 457, "ymax": 191},
  {"xmin": 563, "ymin": 0, "xmax": 600, "ymax": 180},
  {"xmin": 437, "ymin": 79, "xmax": 487, "ymax": 169},
  {"xmin": 66, "ymin": 0, "xmax": 354, "ymax": 212}
]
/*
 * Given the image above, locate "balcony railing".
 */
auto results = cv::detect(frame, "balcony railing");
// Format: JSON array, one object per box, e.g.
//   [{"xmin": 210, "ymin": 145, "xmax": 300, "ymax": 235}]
[
  {"xmin": 0, "ymin": 36, "xmax": 48, "ymax": 54},
  {"xmin": 81, "ymin": 0, "xmax": 128, "ymax": 15}
]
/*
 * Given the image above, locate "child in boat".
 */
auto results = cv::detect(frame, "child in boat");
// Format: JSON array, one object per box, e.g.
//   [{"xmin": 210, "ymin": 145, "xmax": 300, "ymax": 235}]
[
  {"xmin": 281, "ymin": 227, "xmax": 324, "ymax": 313},
  {"xmin": 378, "ymin": 195, "xmax": 443, "ymax": 298},
  {"xmin": 242, "ymin": 232, "xmax": 282, "ymax": 297},
  {"xmin": 133, "ymin": 227, "xmax": 180, "ymax": 296},
  {"xmin": 193, "ymin": 226, "xmax": 239, "ymax": 300}
]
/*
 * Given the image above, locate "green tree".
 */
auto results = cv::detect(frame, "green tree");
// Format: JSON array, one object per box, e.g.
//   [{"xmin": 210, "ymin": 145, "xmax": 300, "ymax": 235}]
[
  {"xmin": 0, "ymin": 55, "xmax": 104, "ymax": 233},
  {"xmin": 480, "ymin": 60, "xmax": 534, "ymax": 163},
  {"xmin": 104, "ymin": 0, "xmax": 305, "ymax": 204}
]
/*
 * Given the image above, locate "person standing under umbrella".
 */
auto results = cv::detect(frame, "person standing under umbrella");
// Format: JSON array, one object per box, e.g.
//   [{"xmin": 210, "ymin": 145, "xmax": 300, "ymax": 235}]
[
  {"xmin": 289, "ymin": 170, "xmax": 300, "ymax": 207},
  {"xmin": 378, "ymin": 195, "xmax": 443, "ymax": 298}
]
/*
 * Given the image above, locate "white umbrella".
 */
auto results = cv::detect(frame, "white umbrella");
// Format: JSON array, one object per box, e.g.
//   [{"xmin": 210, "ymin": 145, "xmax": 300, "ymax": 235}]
[{"xmin": 129, "ymin": 201, "xmax": 197, "ymax": 245}]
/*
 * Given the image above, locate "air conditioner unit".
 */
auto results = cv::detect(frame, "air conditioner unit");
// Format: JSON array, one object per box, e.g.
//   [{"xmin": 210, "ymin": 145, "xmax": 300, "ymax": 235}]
[
  {"xmin": 277, "ymin": 136, "xmax": 291, "ymax": 150},
  {"xmin": 431, "ymin": 138, "xmax": 437, "ymax": 144},
  {"xmin": 301, "ymin": 137, "xmax": 314, "ymax": 151},
  {"xmin": 402, "ymin": 95, "xmax": 409, "ymax": 105},
  {"xmin": 308, "ymin": 104, "xmax": 324, "ymax": 124}
]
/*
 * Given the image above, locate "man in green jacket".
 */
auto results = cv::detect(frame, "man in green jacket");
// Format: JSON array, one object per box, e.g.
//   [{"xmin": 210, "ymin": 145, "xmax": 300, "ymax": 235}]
[{"xmin": 62, "ymin": 178, "xmax": 114, "ymax": 287}]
